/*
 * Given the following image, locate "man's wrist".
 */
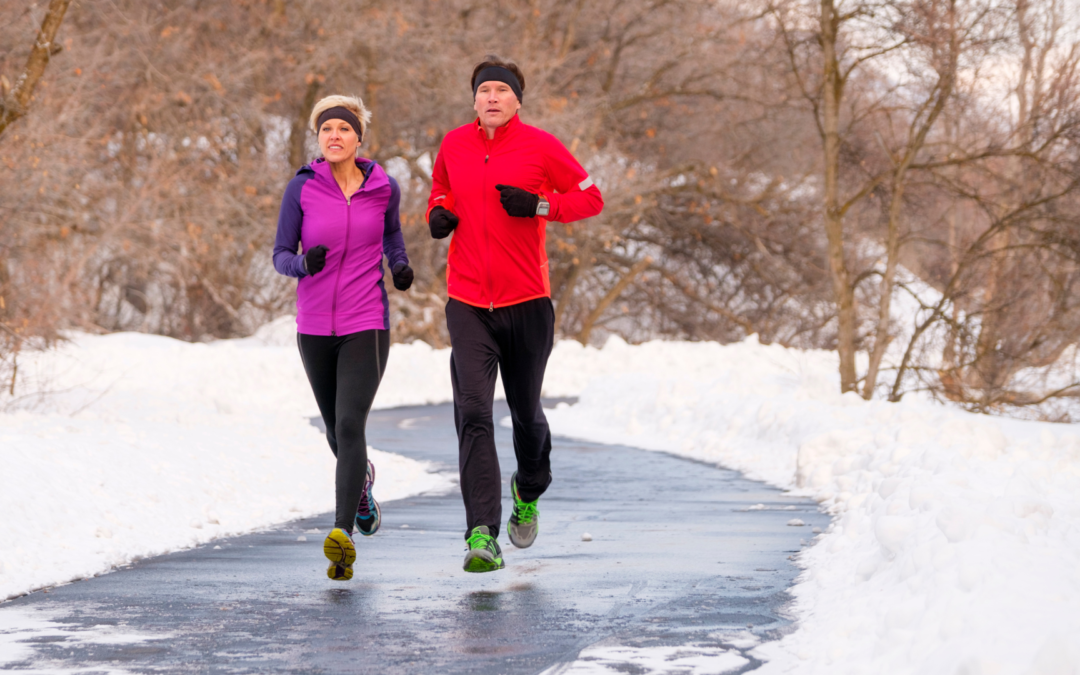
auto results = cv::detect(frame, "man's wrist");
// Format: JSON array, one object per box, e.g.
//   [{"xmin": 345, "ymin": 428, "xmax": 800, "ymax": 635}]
[{"xmin": 536, "ymin": 195, "xmax": 550, "ymax": 217}]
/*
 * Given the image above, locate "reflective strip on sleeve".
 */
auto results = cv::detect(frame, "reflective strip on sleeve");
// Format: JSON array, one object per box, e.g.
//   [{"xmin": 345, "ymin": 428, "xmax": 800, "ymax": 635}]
[{"xmin": 578, "ymin": 176, "xmax": 594, "ymax": 191}]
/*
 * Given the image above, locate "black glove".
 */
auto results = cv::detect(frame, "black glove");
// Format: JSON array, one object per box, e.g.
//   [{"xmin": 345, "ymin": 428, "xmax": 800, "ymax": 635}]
[
  {"xmin": 391, "ymin": 262, "xmax": 414, "ymax": 291},
  {"xmin": 428, "ymin": 206, "xmax": 459, "ymax": 239},
  {"xmin": 303, "ymin": 245, "xmax": 328, "ymax": 276},
  {"xmin": 495, "ymin": 184, "xmax": 540, "ymax": 218}
]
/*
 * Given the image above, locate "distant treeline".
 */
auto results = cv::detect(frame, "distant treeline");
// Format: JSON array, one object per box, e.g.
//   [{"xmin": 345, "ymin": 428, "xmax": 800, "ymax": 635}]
[{"xmin": 2, "ymin": 0, "xmax": 1080, "ymax": 416}]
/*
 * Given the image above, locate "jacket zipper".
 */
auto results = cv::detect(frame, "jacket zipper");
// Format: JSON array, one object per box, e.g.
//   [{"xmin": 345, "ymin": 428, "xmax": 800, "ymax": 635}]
[
  {"xmin": 483, "ymin": 137, "xmax": 494, "ymax": 312},
  {"xmin": 329, "ymin": 166, "xmax": 371, "ymax": 335},
  {"xmin": 331, "ymin": 193, "xmax": 352, "ymax": 336}
]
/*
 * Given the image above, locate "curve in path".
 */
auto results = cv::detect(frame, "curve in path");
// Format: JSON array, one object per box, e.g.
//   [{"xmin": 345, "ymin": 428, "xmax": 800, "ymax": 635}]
[{"xmin": 0, "ymin": 402, "xmax": 827, "ymax": 674}]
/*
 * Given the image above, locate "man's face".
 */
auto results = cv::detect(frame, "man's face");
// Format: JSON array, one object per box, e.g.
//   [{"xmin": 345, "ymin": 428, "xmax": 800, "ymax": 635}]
[{"xmin": 474, "ymin": 80, "xmax": 521, "ymax": 130}]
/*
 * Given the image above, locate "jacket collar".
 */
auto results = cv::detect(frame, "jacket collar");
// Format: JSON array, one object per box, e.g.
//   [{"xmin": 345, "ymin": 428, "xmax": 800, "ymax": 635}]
[
  {"xmin": 475, "ymin": 114, "xmax": 521, "ymax": 143},
  {"xmin": 305, "ymin": 157, "xmax": 384, "ymax": 191}
]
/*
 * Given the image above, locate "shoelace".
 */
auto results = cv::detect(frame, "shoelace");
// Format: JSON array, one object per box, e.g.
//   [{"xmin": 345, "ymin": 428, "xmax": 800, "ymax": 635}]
[
  {"xmin": 467, "ymin": 529, "xmax": 493, "ymax": 550},
  {"xmin": 514, "ymin": 500, "xmax": 538, "ymax": 524},
  {"xmin": 356, "ymin": 473, "xmax": 374, "ymax": 518}
]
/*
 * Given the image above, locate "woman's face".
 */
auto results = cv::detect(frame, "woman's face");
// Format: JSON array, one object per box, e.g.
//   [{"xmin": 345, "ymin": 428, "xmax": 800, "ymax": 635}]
[{"xmin": 318, "ymin": 118, "xmax": 360, "ymax": 163}]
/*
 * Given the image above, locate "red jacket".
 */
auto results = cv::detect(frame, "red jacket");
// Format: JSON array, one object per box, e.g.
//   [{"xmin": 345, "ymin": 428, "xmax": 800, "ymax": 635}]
[{"xmin": 427, "ymin": 115, "xmax": 604, "ymax": 309}]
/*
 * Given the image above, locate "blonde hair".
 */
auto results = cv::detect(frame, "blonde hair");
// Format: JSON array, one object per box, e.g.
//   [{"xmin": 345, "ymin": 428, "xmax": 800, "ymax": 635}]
[{"xmin": 309, "ymin": 94, "xmax": 372, "ymax": 141}]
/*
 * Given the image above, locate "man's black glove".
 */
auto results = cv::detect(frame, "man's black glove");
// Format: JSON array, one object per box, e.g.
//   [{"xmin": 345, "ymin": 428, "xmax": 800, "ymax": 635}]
[
  {"xmin": 428, "ymin": 206, "xmax": 459, "ymax": 239},
  {"xmin": 495, "ymin": 184, "xmax": 540, "ymax": 218},
  {"xmin": 303, "ymin": 245, "xmax": 328, "ymax": 276},
  {"xmin": 391, "ymin": 262, "xmax": 414, "ymax": 291}
]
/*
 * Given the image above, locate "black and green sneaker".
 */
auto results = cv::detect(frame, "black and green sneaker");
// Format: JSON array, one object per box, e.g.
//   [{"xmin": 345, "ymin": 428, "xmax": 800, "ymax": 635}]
[
  {"xmin": 463, "ymin": 526, "xmax": 504, "ymax": 573},
  {"xmin": 508, "ymin": 471, "xmax": 539, "ymax": 549}
]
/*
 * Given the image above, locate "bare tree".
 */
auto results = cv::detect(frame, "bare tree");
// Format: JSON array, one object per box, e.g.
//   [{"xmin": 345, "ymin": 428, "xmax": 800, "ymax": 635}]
[
  {"xmin": 3, "ymin": 0, "xmax": 1080, "ymax": 420},
  {"xmin": 768, "ymin": 0, "xmax": 1007, "ymax": 394},
  {"xmin": 0, "ymin": 0, "xmax": 71, "ymax": 138}
]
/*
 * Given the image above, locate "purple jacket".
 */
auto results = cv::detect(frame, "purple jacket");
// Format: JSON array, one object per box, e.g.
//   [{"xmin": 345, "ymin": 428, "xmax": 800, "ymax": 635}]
[{"xmin": 273, "ymin": 158, "xmax": 408, "ymax": 336}]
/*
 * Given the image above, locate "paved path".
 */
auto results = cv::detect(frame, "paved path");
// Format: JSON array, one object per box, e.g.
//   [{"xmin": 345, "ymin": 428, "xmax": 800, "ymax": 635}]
[{"xmin": 0, "ymin": 402, "xmax": 827, "ymax": 674}]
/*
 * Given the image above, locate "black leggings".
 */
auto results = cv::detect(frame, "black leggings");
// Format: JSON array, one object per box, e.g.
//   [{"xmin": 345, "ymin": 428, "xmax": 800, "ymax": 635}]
[{"xmin": 297, "ymin": 329, "xmax": 390, "ymax": 532}]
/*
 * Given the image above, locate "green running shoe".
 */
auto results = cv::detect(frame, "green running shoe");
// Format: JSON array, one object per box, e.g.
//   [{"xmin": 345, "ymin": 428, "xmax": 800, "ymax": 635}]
[
  {"xmin": 462, "ymin": 526, "xmax": 504, "ymax": 573},
  {"xmin": 508, "ymin": 472, "xmax": 539, "ymax": 549}
]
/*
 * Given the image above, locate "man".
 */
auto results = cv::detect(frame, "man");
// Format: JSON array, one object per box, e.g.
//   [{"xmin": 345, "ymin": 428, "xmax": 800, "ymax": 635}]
[{"xmin": 427, "ymin": 56, "xmax": 604, "ymax": 572}]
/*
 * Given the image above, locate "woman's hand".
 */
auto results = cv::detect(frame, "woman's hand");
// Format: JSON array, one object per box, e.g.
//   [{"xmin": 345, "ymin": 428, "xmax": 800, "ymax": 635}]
[
  {"xmin": 304, "ymin": 245, "xmax": 328, "ymax": 275},
  {"xmin": 392, "ymin": 262, "xmax": 414, "ymax": 291}
]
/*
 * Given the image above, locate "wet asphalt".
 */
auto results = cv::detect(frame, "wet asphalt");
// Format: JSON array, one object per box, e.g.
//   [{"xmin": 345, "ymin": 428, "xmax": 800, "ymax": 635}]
[{"xmin": 0, "ymin": 401, "xmax": 828, "ymax": 674}]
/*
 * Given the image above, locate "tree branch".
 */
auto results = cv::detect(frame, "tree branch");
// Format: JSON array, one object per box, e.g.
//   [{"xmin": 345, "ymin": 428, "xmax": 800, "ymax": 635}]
[{"xmin": 0, "ymin": 0, "xmax": 73, "ymax": 138}]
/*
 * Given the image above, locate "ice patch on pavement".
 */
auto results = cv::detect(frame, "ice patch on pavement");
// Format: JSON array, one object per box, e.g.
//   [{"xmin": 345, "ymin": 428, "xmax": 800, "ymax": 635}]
[
  {"xmin": 0, "ymin": 605, "xmax": 162, "ymax": 672},
  {"xmin": 542, "ymin": 644, "xmax": 749, "ymax": 675}
]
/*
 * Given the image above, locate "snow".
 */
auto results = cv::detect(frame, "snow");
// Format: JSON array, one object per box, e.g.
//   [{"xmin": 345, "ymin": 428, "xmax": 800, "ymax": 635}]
[
  {"xmin": 4, "ymin": 320, "xmax": 1080, "ymax": 673},
  {"xmin": 0, "ymin": 605, "xmax": 162, "ymax": 673},
  {"xmin": 0, "ymin": 323, "xmax": 451, "ymax": 602},
  {"xmin": 542, "ymin": 335, "xmax": 1080, "ymax": 674}
]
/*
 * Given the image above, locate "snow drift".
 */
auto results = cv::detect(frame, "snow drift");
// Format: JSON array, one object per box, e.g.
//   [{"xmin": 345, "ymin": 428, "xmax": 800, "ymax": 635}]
[
  {"xmin": 3, "ymin": 319, "xmax": 1079, "ymax": 673},
  {"xmin": 543, "ymin": 337, "xmax": 1080, "ymax": 674}
]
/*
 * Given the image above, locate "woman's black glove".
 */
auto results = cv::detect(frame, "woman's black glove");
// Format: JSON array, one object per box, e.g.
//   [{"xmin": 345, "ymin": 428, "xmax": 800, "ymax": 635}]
[
  {"xmin": 495, "ymin": 184, "xmax": 539, "ymax": 218},
  {"xmin": 391, "ymin": 262, "xmax": 414, "ymax": 291},
  {"xmin": 303, "ymin": 245, "xmax": 328, "ymax": 276},
  {"xmin": 428, "ymin": 206, "xmax": 459, "ymax": 239}
]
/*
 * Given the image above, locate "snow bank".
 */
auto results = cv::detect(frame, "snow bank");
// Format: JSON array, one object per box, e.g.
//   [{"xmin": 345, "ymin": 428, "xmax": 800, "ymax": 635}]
[
  {"xmin": 6, "ymin": 319, "xmax": 1080, "ymax": 674},
  {"xmin": 543, "ymin": 336, "xmax": 1080, "ymax": 674},
  {"xmin": 0, "ymin": 324, "xmax": 452, "ymax": 601}
]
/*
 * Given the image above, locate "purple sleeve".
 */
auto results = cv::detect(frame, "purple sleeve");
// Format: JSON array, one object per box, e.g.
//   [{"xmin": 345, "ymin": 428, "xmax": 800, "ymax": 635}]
[
  {"xmin": 273, "ymin": 175, "xmax": 309, "ymax": 278},
  {"xmin": 383, "ymin": 176, "xmax": 409, "ymax": 270}
]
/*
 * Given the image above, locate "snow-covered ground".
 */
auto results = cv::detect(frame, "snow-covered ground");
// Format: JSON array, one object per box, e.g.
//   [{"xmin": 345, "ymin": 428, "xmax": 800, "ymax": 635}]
[
  {"xmin": 543, "ymin": 337, "xmax": 1080, "ymax": 675},
  {"xmin": 0, "ymin": 319, "xmax": 453, "ymax": 603},
  {"xmin": 3, "ymin": 318, "xmax": 1079, "ymax": 673}
]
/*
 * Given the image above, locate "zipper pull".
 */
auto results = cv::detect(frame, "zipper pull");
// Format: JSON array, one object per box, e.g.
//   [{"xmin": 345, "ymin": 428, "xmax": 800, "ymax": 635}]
[
  {"xmin": 485, "ymin": 154, "xmax": 489, "ymax": 164},
  {"xmin": 347, "ymin": 198, "xmax": 351, "ymax": 205},
  {"xmin": 489, "ymin": 302, "xmax": 494, "ymax": 312}
]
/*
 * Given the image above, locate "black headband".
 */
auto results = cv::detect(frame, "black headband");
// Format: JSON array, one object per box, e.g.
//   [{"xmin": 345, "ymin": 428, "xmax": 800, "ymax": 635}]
[
  {"xmin": 472, "ymin": 66, "xmax": 523, "ymax": 102},
  {"xmin": 316, "ymin": 106, "xmax": 364, "ymax": 140}
]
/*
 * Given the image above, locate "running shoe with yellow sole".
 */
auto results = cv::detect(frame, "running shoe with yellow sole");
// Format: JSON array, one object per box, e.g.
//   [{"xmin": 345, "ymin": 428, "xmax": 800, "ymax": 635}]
[{"xmin": 324, "ymin": 528, "xmax": 356, "ymax": 581}]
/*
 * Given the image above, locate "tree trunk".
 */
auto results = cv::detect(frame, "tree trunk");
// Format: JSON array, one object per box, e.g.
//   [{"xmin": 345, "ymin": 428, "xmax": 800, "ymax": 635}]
[
  {"xmin": 289, "ymin": 75, "xmax": 322, "ymax": 169},
  {"xmin": 864, "ymin": 4, "xmax": 958, "ymax": 398},
  {"xmin": 820, "ymin": 0, "xmax": 858, "ymax": 392},
  {"xmin": 0, "ymin": 0, "xmax": 73, "ymax": 138},
  {"xmin": 969, "ymin": 0, "xmax": 1034, "ymax": 399}
]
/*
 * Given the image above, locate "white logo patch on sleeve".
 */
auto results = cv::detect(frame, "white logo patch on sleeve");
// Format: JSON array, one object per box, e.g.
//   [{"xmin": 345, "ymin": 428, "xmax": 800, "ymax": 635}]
[{"xmin": 578, "ymin": 176, "xmax": 594, "ymax": 191}]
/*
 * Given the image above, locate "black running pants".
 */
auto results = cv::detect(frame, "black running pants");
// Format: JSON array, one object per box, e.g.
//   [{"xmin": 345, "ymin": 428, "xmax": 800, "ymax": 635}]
[
  {"xmin": 297, "ymin": 329, "xmax": 390, "ymax": 532},
  {"xmin": 446, "ymin": 297, "xmax": 555, "ymax": 540}
]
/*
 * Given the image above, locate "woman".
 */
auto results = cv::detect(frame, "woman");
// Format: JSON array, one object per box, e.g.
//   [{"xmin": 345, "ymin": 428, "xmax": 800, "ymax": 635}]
[{"xmin": 273, "ymin": 94, "xmax": 414, "ymax": 581}]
